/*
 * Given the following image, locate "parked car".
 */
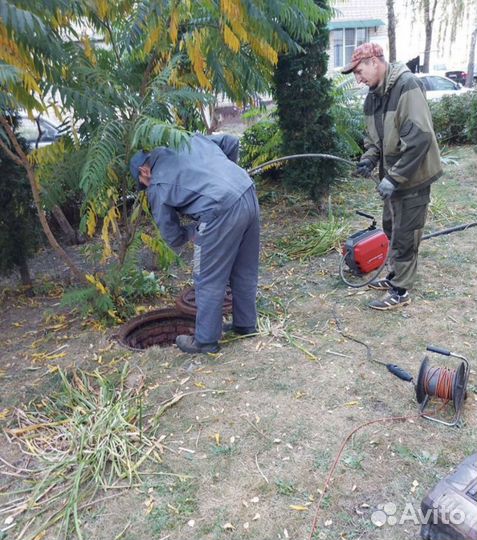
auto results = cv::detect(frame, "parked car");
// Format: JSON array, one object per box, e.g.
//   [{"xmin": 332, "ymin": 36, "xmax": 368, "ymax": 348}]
[
  {"xmin": 17, "ymin": 115, "xmax": 61, "ymax": 148},
  {"xmin": 445, "ymin": 69, "xmax": 477, "ymax": 86},
  {"xmin": 445, "ymin": 70, "xmax": 467, "ymax": 85},
  {"xmin": 416, "ymin": 74, "xmax": 474, "ymax": 100},
  {"xmin": 349, "ymin": 73, "xmax": 473, "ymax": 103}
]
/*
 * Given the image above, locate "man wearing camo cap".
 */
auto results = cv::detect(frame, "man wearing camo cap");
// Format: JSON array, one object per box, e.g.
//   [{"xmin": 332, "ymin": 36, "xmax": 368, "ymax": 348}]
[{"xmin": 343, "ymin": 43, "xmax": 442, "ymax": 310}]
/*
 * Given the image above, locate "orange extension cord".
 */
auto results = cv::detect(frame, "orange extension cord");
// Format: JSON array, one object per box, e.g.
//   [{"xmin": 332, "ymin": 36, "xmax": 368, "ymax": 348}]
[
  {"xmin": 424, "ymin": 366, "xmax": 455, "ymax": 402},
  {"xmin": 308, "ymin": 413, "xmax": 421, "ymax": 539},
  {"xmin": 308, "ymin": 398, "xmax": 452, "ymax": 539}
]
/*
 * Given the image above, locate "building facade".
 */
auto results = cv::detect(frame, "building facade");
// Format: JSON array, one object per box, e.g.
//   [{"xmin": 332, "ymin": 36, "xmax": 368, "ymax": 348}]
[{"xmin": 328, "ymin": 0, "xmax": 388, "ymax": 72}]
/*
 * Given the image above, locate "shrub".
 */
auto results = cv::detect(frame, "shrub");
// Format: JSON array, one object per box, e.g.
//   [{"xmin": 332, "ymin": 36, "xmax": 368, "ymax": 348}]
[
  {"xmin": 239, "ymin": 115, "xmax": 282, "ymax": 176},
  {"xmin": 62, "ymin": 235, "xmax": 174, "ymax": 324},
  {"xmin": 330, "ymin": 76, "xmax": 366, "ymax": 158},
  {"xmin": 273, "ymin": 1, "xmax": 342, "ymax": 202},
  {"xmin": 0, "ymin": 113, "xmax": 42, "ymax": 288},
  {"xmin": 429, "ymin": 93, "xmax": 477, "ymax": 145},
  {"xmin": 468, "ymin": 94, "xmax": 477, "ymax": 143}
]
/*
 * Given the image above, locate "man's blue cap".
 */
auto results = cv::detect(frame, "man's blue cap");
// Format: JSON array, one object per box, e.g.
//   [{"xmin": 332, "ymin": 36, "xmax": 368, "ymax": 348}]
[{"xmin": 130, "ymin": 150, "xmax": 151, "ymax": 190}]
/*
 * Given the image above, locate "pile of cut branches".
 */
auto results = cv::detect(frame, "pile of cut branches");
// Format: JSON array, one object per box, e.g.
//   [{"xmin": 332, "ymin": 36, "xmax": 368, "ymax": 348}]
[
  {"xmin": 256, "ymin": 295, "xmax": 318, "ymax": 361},
  {"xmin": 0, "ymin": 365, "xmax": 182, "ymax": 540},
  {"xmin": 276, "ymin": 215, "xmax": 351, "ymax": 260}
]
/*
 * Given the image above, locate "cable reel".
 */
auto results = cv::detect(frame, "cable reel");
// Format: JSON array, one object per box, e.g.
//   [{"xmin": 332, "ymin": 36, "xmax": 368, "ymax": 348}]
[{"xmin": 387, "ymin": 345, "xmax": 470, "ymax": 427}]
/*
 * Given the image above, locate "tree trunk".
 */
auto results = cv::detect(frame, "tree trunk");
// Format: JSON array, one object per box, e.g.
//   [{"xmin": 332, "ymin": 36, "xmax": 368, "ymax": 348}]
[
  {"xmin": 387, "ymin": 0, "xmax": 397, "ymax": 62},
  {"xmin": 199, "ymin": 103, "xmax": 218, "ymax": 134},
  {"xmin": 18, "ymin": 258, "xmax": 34, "ymax": 295},
  {"xmin": 421, "ymin": 0, "xmax": 439, "ymax": 73},
  {"xmin": 0, "ymin": 117, "xmax": 87, "ymax": 284},
  {"xmin": 26, "ymin": 167, "xmax": 86, "ymax": 283},
  {"xmin": 208, "ymin": 103, "xmax": 219, "ymax": 133},
  {"xmin": 423, "ymin": 20, "xmax": 433, "ymax": 72},
  {"xmin": 466, "ymin": 26, "xmax": 477, "ymax": 88},
  {"xmin": 51, "ymin": 204, "xmax": 78, "ymax": 245}
]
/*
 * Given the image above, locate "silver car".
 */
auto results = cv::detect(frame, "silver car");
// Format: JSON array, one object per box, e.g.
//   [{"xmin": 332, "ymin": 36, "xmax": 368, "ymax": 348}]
[
  {"xmin": 17, "ymin": 115, "xmax": 60, "ymax": 148},
  {"xmin": 416, "ymin": 74, "xmax": 474, "ymax": 100}
]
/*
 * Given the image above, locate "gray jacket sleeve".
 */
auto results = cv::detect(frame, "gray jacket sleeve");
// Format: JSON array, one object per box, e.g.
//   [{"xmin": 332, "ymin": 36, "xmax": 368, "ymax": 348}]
[
  {"xmin": 147, "ymin": 187, "xmax": 195, "ymax": 248},
  {"xmin": 207, "ymin": 134, "xmax": 239, "ymax": 163}
]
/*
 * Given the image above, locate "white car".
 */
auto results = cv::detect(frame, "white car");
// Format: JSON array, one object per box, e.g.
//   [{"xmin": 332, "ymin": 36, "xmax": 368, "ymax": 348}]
[
  {"xmin": 17, "ymin": 115, "xmax": 61, "ymax": 148},
  {"xmin": 344, "ymin": 73, "xmax": 473, "ymax": 103},
  {"xmin": 416, "ymin": 74, "xmax": 474, "ymax": 101}
]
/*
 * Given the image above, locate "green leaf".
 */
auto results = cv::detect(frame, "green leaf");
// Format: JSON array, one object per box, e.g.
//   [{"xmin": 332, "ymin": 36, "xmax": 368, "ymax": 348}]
[
  {"xmin": 131, "ymin": 116, "xmax": 190, "ymax": 151},
  {"xmin": 0, "ymin": 0, "xmax": 45, "ymax": 34}
]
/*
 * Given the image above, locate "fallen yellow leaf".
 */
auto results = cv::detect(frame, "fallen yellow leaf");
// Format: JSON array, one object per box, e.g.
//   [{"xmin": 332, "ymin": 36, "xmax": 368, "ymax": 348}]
[
  {"xmin": 344, "ymin": 401, "xmax": 359, "ymax": 407},
  {"xmin": 31, "ymin": 352, "xmax": 67, "ymax": 363}
]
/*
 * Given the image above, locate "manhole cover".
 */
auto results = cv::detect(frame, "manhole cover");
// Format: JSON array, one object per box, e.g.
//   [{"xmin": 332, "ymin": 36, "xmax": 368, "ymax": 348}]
[
  {"xmin": 176, "ymin": 286, "xmax": 232, "ymax": 316},
  {"xmin": 114, "ymin": 308, "xmax": 195, "ymax": 351}
]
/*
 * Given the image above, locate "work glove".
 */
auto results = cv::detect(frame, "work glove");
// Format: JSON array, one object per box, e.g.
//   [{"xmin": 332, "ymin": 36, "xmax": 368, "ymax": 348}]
[
  {"xmin": 355, "ymin": 158, "xmax": 375, "ymax": 178},
  {"xmin": 377, "ymin": 177, "xmax": 396, "ymax": 200}
]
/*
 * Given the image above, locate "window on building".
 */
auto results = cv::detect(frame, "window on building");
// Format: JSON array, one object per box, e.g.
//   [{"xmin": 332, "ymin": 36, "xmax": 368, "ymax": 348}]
[{"xmin": 332, "ymin": 28, "xmax": 369, "ymax": 68}]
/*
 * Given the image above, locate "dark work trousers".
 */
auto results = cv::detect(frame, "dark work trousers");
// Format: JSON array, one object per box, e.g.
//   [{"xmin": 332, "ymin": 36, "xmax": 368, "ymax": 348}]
[
  {"xmin": 382, "ymin": 186, "xmax": 430, "ymax": 290},
  {"xmin": 193, "ymin": 186, "xmax": 260, "ymax": 344}
]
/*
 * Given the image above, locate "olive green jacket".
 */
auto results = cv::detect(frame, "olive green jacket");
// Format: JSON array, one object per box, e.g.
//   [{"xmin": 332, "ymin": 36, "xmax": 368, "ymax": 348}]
[{"xmin": 362, "ymin": 63, "xmax": 443, "ymax": 192}]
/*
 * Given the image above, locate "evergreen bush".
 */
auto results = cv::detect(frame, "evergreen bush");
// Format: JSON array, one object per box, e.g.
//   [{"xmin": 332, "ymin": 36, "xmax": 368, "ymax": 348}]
[
  {"xmin": 0, "ymin": 114, "xmax": 42, "ymax": 288},
  {"xmin": 273, "ymin": 0, "xmax": 341, "ymax": 202},
  {"xmin": 429, "ymin": 93, "xmax": 477, "ymax": 145}
]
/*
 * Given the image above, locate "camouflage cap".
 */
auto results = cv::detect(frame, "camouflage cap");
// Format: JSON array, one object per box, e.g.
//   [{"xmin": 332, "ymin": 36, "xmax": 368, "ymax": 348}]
[{"xmin": 341, "ymin": 42, "xmax": 384, "ymax": 74}]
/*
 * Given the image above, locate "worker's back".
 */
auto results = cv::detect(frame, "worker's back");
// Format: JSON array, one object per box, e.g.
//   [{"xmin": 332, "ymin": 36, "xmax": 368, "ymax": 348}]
[{"xmin": 148, "ymin": 134, "xmax": 253, "ymax": 218}]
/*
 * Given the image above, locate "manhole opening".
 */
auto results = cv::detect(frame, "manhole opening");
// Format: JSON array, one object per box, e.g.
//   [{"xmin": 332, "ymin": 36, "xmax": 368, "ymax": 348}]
[{"xmin": 115, "ymin": 308, "xmax": 195, "ymax": 351}]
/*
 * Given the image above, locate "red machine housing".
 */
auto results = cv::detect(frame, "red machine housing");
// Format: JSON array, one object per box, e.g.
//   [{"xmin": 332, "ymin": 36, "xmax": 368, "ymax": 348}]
[{"xmin": 342, "ymin": 228, "xmax": 389, "ymax": 275}]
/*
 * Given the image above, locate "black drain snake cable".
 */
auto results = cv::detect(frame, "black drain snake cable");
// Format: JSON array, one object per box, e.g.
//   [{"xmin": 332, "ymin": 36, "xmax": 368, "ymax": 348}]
[
  {"xmin": 332, "ymin": 302, "xmax": 386, "ymax": 367},
  {"xmin": 247, "ymin": 153, "xmax": 477, "ymax": 287},
  {"xmin": 422, "ymin": 221, "xmax": 477, "ymax": 240},
  {"xmin": 248, "ymin": 154, "xmax": 389, "ymax": 289},
  {"xmin": 246, "ymin": 153, "xmax": 356, "ymax": 177}
]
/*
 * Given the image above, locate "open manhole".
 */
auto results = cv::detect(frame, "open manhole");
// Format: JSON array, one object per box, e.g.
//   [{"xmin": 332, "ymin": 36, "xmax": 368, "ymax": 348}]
[
  {"xmin": 114, "ymin": 308, "xmax": 195, "ymax": 351},
  {"xmin": 176, "ymin": 286, "xmax": 233, "ymax": 316}
]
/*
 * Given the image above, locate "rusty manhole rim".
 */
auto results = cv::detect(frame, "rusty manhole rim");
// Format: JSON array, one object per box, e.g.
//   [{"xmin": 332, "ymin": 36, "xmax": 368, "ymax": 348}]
[
  {"xmin": 175, "ymin": 285, "xmax": 233, "ymax": 316},
  {"xmin": 113, "ymin": 286, "xmax": 232, "ymax": 351},
  {"xmin": 113, "ymin": 307, "xmax": 196, "ymax": 351}
]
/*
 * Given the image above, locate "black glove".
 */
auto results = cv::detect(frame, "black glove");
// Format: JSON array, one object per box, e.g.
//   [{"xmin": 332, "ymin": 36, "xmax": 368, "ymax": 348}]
[{"xmin": 355, "ymin": 158, "xmax": 375, "ymax": 178}]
